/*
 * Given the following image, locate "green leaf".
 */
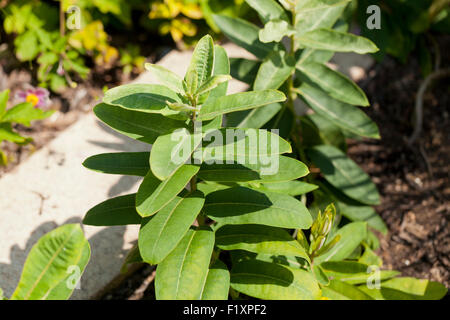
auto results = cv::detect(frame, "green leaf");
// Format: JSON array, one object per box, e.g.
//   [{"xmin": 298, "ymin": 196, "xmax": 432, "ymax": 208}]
[
  {"xmin": 296, "ymin": 61, "xmax": 369, "ymax": 106},
  {"xmin": 144, "ymin": 63, "xmax": 184, "ymax": 94},
  {"xmin": 196, "ymin": 75, "xmax": 231, "ymax": 96},
  {"xmin": 0, "ymin": 123, "xmax": 31, "ymax": 144},
  {"xmin": 198, "ymin": 90, "xmax": 286, "ymax": 121},
  {"xmin": 306, "ymin": 144, "xmax": 380, "ymax": 205},
  {"xmin": 83, "ymin": 194, "xmax": 142, "ymax": 226},
  {"xmin": 229, "ymin": 58, "xmax": 260, "ymax": 85},
  {"xmin": 43, "ymin": 240, "xmax": 90, "ymax": 300},
  {"xmin": 320, "ymin": 261, "xmax": 399, "ymax": 285},
  {"xmin": 199, "ymin": 128, "xmax": 292, "ymax": 164},
  {"xmin": 196, "ymin": 181, "xmax": 235, "ymax": 196},
  {"xmin": 358, "ymin": 243, "xmax": 382, "ymax": 266},
  {"xmin": 155, "ymin": 228, "xmax": 214, "ymax": 300},
  {"xmin": 358, "ymin": 277, "xmax": 448, "ymax": 300},
  {"xmin": 185, "ymin": 35, "xmax": 215, "ymax": 91},
  {"xmin": 139, "ymin": 191, "xmax": 204, "ymax": 264},
  {"xmin": 198, "ymin": 156, "xmax": 308, "ymax": 183},
  {"xmin": 204, "ymin": 186, "xmax": 312, "ymax": 229},
  {"xmin": 15, "ymin": 30, "xmax": 39, "ymax": 61},
  {"xmin": 295, "ymin": 84, "xmax": 379, "ymax": 139},
  {"xmin": 11, "ymin": 224, "xmax": 90, "ymax": 300},
  {"xmin": 297, "ymin": 28, "xmax": 379, "ymax": 54},
  {"xmin": 314, "ymin": 222, "xmax": 367, "ymax": 263},
  {"xmin": 231, "ymin": 260, "xmax": 321, "ymax": 300},
  {"xmin": 297, "ymin": 48, "xmax": 335, "ymax": 65},
  {"xmin": 206, "ymin": 45, "xmax": 230, "ymax": 101},
  {"xmin": 259, "ymin": 19, "xmax": 295, "ymax": 43},
  {"xmin": 322, "ymin": 280, "xmax": 374, "ymax": 300},
  {"xmin": 0, "ymin": 89, "xmax": 10, "ymax": 118},
  {"xmin": 200, "ymin": 260, "xmax": 230, "ymax": 300},
  {"xmin": 2, "ymin": 102, "xmax": 54, "ymax": 126},
  {"xmin": 83, "ymin": 152, "xmax": 150, "ymax": 176},
  {"xmin": 300, "ymin": 113, "xmax": 347, "ymax": 151},
  {"xmin": 150, "ymin": 129, "xmax": 203, "ymax": 180},
  {"xmin": 245, "ymin": 0, "xmax": 289, "ymax": 23},
  {"xmin": 295, "ymin": 0, "xmax": 350, "ymax": 35},
  {"xmin": 94, "ymin": 103, "xmax": 187, "ymax": 144},
  {"xmin": 226, "ymin": 103, "xmax": 282, "ymax": 129},
  {"xmin": 254, "ymin": 50, "xmax": 295, "ymax": 90},
  {"xmin": 246, "ymin": 180, "xmax": 318, "ymax": 196},
  {"xmin": 216, "ymin": 224, "xmax": 309, "ymax": 262},
  {"xmin": 136, "ymin": 165, "xmax": 199, "ymax": 217},
  {"xmin": 212, "ymin": 15, "xmax": 274, "ymax": 59},
  {"xmin": 313, "ymin": 264, "xmax": 330, "ymax": 286},
  {"xmin": 103, "ymin": 84, "xmax": 182, "ymax": 117}
]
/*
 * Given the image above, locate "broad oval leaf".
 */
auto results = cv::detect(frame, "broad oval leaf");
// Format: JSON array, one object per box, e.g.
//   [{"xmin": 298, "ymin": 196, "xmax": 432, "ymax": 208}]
[
  {"xmin": 358, "ymin": 277, "xmax": 448, "ymax": 300},
  {"xmin": 198, "ymin": 90, "xmax": 286, "ymax": 121},
  {"xmin": 206, "ymin": 45, "xmax": 230, "ymax": 101},
  {"xmin": 83, "ymin": 194, "xmax": 141, "ymax": 226},
  {"xmin": 94, "ymin": 103, "xmax": 187, "ymax": 145},
  {"xmin": 204, "ymin": 186, "xmax": 312, "ymax": 229},
  {"xmin": 139, "ymin": 191, "xmax": 204, "ymax": 264},
  {"xmin": 103, "ymin": 84, "xmax": 182, "ymax": 116},
  {"xmin": 295, "ymin": 84, "xmax": 379, "ymax": 139},
  {"xmin": 306, "ymin": 144, "xmax": 380, "ymax": 205},
  {"xmin": 83, "ymin": 152, "xmax": 150, "ymax": 176},
  {"xmin": 212, "ymin": 15, "xmax": 274, "ymax": 60},
  {"xmin": 296, "ymin": 61, "xmax": 369, "ymax": 106},
  {"xmin": 259, "ymin": 20, "xmax": 295, "ymax": 43},
  {"xmin": 297, "ymin": 28, "xmax": 379, "ymax": 54},
  {"xmin": 136, "ymin": 165, "xmax": 199, "ymax": 217},
  {"xmin": 231, "ymin": 260, "xmax": 321, "ymax": 300},
  {"xmin": 185, "ymin": 35, "xmax": 215, "ymax": 91},
  {"xmin": 144, "ymin": 63, "xmax": 184, "ymax": 94},
  {"xmin": 314, "ymin": 222, "xmax": 367, "ymax": 263},
  {"xmin": 198, "ymin": 156, "xmax": 309, "ymax": 183},
  {"xmin": 246, "ymin": 180, "xmax": 318, "ymax": 196},
  {"xmin": 199, "ymin": 128, "xmax": 292, "ymax": 163},
  {"xmin": 245, "ymin": 0, "xmax": 289, "ymax": 23},
  {"xmin": 254, "ymin": 50, "xmax": 295, "ymax": 90},
  {"xmin": 11, "ymin": 224, "xmax": 90, "ymax": 300},
  {"xmin": 226, "ymin": 103, "xmax": 282, "ymax": 129},
  {"xmin": 320, "ymin": 261, "xmax": 399, "ymax": 285},
  {"xmin": 295, "ymin": 0, "xmax": 350, "ymax": 35},
  {"xmin": 150, "ymin": 129, "xmax": 203, "ymax": 180},
  {"xmin": 321, "ymin": 280, "xmax": 374, "ymax": 300},
  {"xmin": 200, "ymin": 260, "xmax": 230, "ymax": 300},
  {"xmin": 155, "ymin": 228, "xmax": 214, "ymax": 300},
  {"xmin": 216, "ymin": 224, "xmax": 309, "ymax": 261},
  {"xmin": 229, "ymin": 58, "xmax": 261, "ymax": 86}
]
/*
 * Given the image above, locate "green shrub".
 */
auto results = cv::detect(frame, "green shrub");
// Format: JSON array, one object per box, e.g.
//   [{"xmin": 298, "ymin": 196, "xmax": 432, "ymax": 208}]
[{"xmin": 82, "ymin": 34, "xmax": 447, "ymax": 300}]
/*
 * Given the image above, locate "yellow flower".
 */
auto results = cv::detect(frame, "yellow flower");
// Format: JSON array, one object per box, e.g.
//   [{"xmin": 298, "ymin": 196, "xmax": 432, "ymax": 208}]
[{"xmin": 26, "ymin": 93, "xmax": 39, "ymax": 107}]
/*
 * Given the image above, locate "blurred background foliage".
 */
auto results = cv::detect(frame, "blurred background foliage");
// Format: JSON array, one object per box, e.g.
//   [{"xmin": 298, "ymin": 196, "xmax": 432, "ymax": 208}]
[
  {"xmin": 0, "ymin": 0, "xmax": 448, "ymax": 93},
  {"xmin": 357, "ymin": 0, "xmax": 450, "ymax": 75}
]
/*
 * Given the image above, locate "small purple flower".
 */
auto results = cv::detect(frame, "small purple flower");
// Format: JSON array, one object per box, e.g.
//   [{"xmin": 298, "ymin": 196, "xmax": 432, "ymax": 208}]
[{"xmin": 15, "ymin": 87, "xmax": 50, "ymax": 108}]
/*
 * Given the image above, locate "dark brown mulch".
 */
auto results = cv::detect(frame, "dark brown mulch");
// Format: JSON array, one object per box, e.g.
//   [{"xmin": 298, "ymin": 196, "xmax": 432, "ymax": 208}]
[{"xmin": 348, "ymin": 34, "xmax": 450, "ymax": 288}]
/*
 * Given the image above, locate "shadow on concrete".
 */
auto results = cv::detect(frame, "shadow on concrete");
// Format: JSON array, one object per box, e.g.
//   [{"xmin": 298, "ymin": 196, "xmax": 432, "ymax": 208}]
[
  {"xmin": 87, "ymin": 120, "xmax": 149, "ymax": 197},
  {"xmin": 0, "ymin": 217, "xmax": 129, "ymax": 300}
]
